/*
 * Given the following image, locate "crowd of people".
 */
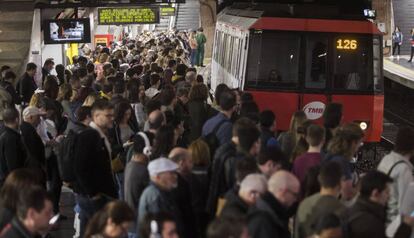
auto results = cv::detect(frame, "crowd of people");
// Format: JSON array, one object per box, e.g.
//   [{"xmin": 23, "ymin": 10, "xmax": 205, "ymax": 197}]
[{"xmin": 0, "ymin": 29, "xmax": 413, "ymax": 238}]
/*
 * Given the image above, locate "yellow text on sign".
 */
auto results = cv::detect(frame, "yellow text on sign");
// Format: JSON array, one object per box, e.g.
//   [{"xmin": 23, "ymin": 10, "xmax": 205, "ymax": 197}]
[{"xmin": 336, "ymin": 39, "xmax": 358, "ymax": 50}]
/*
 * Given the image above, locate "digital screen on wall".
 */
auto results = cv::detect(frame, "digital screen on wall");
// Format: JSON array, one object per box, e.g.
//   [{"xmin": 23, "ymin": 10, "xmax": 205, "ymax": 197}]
[
  {"xmin": 98, "ymin": 8, "xmax": 160, "ymax": 25},
  {"xmin": 160, "ymin": 7, "xmax": 176, "ymax": 16},
  {"xmin": 43, "ymin": 18, "xmax": 91, "ymax": 44}
]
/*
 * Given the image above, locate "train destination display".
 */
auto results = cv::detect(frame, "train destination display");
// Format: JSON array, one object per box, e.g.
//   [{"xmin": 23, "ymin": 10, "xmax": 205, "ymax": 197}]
[
  {"xmin": 160, "ymin": 7, "xmax": 176, "ymax": 16},
  {"xmin": 98, "ymin": 7, "xmax": 160, "ymax": 25}
]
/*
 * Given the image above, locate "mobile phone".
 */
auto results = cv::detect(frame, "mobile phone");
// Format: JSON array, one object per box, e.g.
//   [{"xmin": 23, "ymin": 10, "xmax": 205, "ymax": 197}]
[{"xmin": 49, "ymin": 214, "xmax": 60, "ymax": 225}]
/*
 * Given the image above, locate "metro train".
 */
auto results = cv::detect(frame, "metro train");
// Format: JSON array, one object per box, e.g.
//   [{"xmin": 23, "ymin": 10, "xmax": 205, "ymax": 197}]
[{"xmin": 210, "ymin": 2, "xmax": 383, "ymax": 142}]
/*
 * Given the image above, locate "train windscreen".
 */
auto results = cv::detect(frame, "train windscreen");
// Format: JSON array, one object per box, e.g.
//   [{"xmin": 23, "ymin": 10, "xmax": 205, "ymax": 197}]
[{"xmin": 245, "ymin": 31, "xmax": 382, "ymax": 93}]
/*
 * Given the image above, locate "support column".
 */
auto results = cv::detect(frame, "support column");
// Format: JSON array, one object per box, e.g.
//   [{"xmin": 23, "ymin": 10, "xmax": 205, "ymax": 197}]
[
  {"xmin": 199, "ymin": 0, "xmax": 216, "ymax": 59},
  {"xmin": 372, "ymin": 0, "xmax": 392, "ymax": 55}
]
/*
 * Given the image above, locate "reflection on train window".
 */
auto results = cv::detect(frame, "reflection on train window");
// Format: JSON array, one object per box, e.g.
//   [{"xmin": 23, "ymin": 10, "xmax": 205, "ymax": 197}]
[
  {"xmin": 246, "ymin": 32, "xmax": 300, "ymax": 88},
  {"xmin": 333, "ymin": 37, "xmax": 373, "ymax": 91},
  {"xmin": 373, "ymin": 37, "xmax": 383, "ymax": 92},
  {"xmin": 305, "ymin": 37, "xmax": 327, "ymax": 89}
]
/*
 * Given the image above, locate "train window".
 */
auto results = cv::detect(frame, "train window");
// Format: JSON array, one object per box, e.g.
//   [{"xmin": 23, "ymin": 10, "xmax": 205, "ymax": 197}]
[
  {"xmin": 246, "ymin": 31, "xmax": 300, "ymax": 89},
  {"xmin": 373, "ymin": 37, "xmax": 383, "ymax": 92},
  {"xmin": 305, "ymin": 36, "xmax": 328, "ymax": 89},
  {"xmin": 332, "ymin": 36, "xmax": 373, "ymax": 91}
]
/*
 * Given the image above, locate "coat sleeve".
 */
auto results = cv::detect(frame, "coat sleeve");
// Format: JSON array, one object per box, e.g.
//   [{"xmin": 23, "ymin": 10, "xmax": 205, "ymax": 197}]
[
  {"xmin": 248, "ymin": 215, "xmax": 278, "ymax": 238},
  {"xmin": 4, "ymin": 136, "xmax": 22, "ymax": 171},
  {"xmin": 73, "ymin": 130, "xmax": 100, "ymax": 196}
]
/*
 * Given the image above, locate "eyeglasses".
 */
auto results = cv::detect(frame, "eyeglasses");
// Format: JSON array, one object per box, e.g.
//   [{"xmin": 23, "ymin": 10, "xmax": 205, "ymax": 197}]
[{"xmin": 286, "ymin": 189, "xmax": 300, "ymax": 199}]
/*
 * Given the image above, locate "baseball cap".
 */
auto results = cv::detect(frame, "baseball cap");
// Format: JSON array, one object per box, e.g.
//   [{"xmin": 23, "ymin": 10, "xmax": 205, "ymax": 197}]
[
  {"xmin": 23, "ymin": 106, "xmax": 45, "ymax": 118},
  {"xmin": 148, "ymin": 157, "xmax": 178, "ymax": 176}
]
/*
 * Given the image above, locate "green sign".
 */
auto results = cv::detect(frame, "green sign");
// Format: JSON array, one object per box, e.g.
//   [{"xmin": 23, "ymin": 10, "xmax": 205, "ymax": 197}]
[
  {"xmin": 98, "ymin": 8, "xmax": 160, "ymax": 25},
  {"xmin": 160, "ymin": 7, "xmax": 176, "ymax": 16}
]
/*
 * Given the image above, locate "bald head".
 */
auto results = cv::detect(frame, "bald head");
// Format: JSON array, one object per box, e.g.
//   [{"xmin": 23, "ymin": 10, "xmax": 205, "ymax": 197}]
[
  {"xmin": 169, "ymin": 147, "xmax": 193, "ymax": 175},
  {"xmin": 148, "ymin": 109, "xmax": 164, "ymax": 130},
  {"xmin": 268, "ymin": 170, "xmax": 300, "ymax": 208}
]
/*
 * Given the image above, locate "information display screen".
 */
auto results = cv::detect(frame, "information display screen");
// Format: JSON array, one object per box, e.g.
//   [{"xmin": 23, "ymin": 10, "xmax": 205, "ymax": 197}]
[
  {"xmin": 98, "ymin": 7, "xmax": 160, "ymax": 25},
  {"xmin": 43, "ymin": 18, "xmax": 91, "ymax": 44},
  {"xmin": 160, "ymin": 6, "xmax": 176, "ymax": 16},
  {"xmin": 336, "ymin": 39, "xmax": 358, "ymax": 50}
]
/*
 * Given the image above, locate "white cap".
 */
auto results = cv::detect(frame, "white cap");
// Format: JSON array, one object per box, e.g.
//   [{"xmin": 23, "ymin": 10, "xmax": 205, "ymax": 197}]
[
  {"xmin": 23, "ymin": 106, "xmax": 45, "ymax": 118},
  {"xmin": 148, "ymin": 157, "xmax": 178, "ymax": 177}
]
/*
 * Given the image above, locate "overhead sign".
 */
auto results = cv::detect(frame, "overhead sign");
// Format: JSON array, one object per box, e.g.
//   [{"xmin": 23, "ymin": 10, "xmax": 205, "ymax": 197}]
[
  {"xmin": 98, "ymin": 7, "xmax": 160, "ymax": 25},
  {"xmin": 303, "ymin": 101, "xmax": 326, "ymax": 120},
  {"xmin": 160, "ymin": 7, "xmax": 176, "ymax": 16},
  {"xmin": 36, "ymin": 0, "xmax": 185, "ymax": 8}
]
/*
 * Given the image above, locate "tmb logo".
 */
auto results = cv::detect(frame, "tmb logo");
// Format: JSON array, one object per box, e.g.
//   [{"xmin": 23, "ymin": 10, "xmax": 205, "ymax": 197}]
[{"xmin": 303, "ymin": 101, "xmax": 326, "ymax": 120}]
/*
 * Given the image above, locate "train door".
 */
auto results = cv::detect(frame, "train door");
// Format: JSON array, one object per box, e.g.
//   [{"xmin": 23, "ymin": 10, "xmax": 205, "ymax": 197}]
[{"xmin": 300, "ymin": 34, "xmax": 330, "ymax": 124}]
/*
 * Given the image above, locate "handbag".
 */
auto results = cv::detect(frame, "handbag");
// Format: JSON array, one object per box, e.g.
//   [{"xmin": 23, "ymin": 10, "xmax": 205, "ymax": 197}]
[{"xmin": 111, "ymin": 154, "xmax": 125, "ymax": 173}]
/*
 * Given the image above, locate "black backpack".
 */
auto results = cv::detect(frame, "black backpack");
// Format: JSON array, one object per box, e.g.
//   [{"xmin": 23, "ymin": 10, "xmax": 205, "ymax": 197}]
[
  {"xmin": 202, "ymin": 119, "xmax": 228, "ymax": 159},
  {"xmin": 57, "ymin": 128, "xmax": 89, "ymax": 183}
]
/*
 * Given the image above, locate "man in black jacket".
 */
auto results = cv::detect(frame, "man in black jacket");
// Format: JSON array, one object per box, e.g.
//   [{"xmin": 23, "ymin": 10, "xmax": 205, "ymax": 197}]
[
  {"xmin": 17, "ymin": 63, "xmax": 37, "ymax": 105},
  {"xmin": 348, "ymin": 171, "xmax": 414, "ymax": 238},
  {"xmin": 0, "ymin": 108, "xmax": 26, "ymax": 186},
  {"xmin": 248, "ymin": 171, "xmax": 300, "ymax": 238},
  {"xmin": 73, "ymin": 99, "xmax": 117, "ymax": 237},
  {"xmin": 220, "ymin": 174, "xmax": 267, "ymax": 219},
  {"xmin": 20, "ymin": 107, "xmax": 45, "ymax": 180}
]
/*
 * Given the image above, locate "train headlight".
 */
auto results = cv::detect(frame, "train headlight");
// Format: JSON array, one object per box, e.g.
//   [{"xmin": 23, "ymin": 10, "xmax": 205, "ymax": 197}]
[
  {"xmin": 354, "ymin": 120, "xmax": 369, "ymax": 131},
  {"xmin": 359, "ymin": 122, "xmax": 368, "ymax": 130}
]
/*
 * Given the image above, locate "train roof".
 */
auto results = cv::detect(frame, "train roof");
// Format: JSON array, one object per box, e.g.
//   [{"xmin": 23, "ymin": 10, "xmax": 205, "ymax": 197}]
[
  {"xmin": 225, "ymin": 2, "xmax": 371, "ymax": 20},
  {"xmin": 217, "ymin": 4, "xmax": 382, "ymax": 35}
]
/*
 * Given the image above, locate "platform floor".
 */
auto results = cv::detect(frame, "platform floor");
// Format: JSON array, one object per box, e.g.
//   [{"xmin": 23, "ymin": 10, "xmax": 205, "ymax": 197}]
[{"xmin": 384, "ymin": 55, "xmax": 414, "ymax": 89}]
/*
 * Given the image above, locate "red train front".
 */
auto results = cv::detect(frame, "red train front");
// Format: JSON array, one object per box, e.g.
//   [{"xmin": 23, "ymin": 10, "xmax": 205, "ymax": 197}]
[{"xmin": 211, "ymin": 3, "xmax": 384, "ymax": 142}]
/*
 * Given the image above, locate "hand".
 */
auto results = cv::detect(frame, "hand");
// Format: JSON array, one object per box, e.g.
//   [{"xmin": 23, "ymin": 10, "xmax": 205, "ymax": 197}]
[
  {"xmin": 402, "ymin": 215, "xmax": 414, "ymax": 227},
  {"xmin": 123, "ymin": 141, "xmax": 134, "ymax": 148},
  {"xmin": 91, "ymin": 193, "xmax": 102, "ymax": 201}
]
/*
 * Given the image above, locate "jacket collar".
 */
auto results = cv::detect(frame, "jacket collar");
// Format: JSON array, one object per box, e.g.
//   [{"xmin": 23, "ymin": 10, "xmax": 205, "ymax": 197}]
[
  {"xmin": 354, "ymin": 198, "xmax": 386, "ymax": 221},
  {"xmin": 256, "ymin": 191, "xmax": 290, "ymax": 224},
  {"xmin": 11, "ymin": 217, "xmax": 34, "ymax": 238},
  {"xmin": 89, "ymin": 121, "xmax": 112, "ymax": 157}
]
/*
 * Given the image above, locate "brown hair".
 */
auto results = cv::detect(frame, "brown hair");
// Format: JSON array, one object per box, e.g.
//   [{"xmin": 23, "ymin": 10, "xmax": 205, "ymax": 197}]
[
  {"xmin": 188, "ymin": 138, "xmax": 211, "ymax": 167},
  {"xmin": 306, "ymin": 124, "xmax": 326, "ymax": 147},
  {"xmin": 57, "ymin": 83, "xmax": 73, "ymax": 101},
  {"xmin": 84, "ymin": 201, "xmax": 134, "ymax": 238},
  {"xmin": 0, "ymin": 168, "xmax": 42, "ymax": 213},
  {"xmin": 189, "ymin": 83, "xmax": 208, "ymax": 102},
  {"xmin": 288, "ymin": 111, "xmax": 307, "ymax": 144},
  {"xmin": 327, "ymin": 123, "xmax": 364, "ymax": 159}
]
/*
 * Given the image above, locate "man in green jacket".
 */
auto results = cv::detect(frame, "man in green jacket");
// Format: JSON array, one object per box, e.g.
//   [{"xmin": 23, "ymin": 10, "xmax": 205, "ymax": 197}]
[{"xmin": 196, "ymin": 27, "xmax": 207, "ymax": 67}]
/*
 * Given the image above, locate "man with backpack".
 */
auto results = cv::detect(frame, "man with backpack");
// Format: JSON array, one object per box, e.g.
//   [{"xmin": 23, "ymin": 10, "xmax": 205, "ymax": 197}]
[
  {"xmin": 206, "ymin": 118, "xmax": 254, "ymax": 217},
  {"xmin": 73, "ymin": 100, "xmax": 117, "ymax": 237},
  {"xmin": 377, "ymin": 127, "xmax": 414, "ymax": 225},
  {"xmin": 58, "ymin": 106, "xmax": 92, "ymax": 184},
  {"xmin": 202, "ymin": 90, "xmax": 236, "ymax": 146}
]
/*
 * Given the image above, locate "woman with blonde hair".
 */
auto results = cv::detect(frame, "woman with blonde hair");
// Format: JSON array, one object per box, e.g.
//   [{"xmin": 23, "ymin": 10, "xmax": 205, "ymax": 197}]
[
  {"xmin": 82, "ymin": 93, "xmax": 100, "ymax": 107},
  {"xmin": 57, "ymin": 83, "xmax": 73, "ymax": 119},
  {"xmin": 278, "ymin": 111, "xmax": 307, "ymax": 160},
  {"xmin": 325, "ymin": 123, "xmax": 364, "ymax": 202},
  {"xmin": 29, "ymin": 92, "xmax": 44, "ymax": 107}
]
